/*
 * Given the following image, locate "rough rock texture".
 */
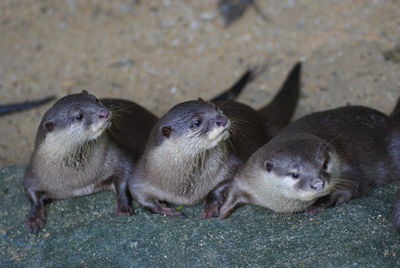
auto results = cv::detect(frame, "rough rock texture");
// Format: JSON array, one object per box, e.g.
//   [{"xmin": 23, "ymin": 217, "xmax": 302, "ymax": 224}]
[{"xmin": 0, "ymin": 165, "xmax": 399, "ymax": 267}]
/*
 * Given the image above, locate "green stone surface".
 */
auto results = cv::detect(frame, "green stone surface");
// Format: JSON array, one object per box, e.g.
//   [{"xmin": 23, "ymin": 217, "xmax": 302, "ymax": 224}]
[{"xmin": 0, "ymin": 165, "xmax": 399, "ymax": 267}]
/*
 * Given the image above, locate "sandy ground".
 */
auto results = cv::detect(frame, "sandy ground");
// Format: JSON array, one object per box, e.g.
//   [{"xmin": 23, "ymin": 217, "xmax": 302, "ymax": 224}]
[{"xmin": 0, "ymin": 0, "xmax": 399, "ymax": 166}]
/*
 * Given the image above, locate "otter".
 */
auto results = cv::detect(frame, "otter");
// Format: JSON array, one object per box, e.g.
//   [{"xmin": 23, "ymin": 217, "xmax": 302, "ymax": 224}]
[
  {"xmin": 219, "ymin": 98, "xmax": 400, "ymax": 218},
  {"xmin": 129, "ymin": 62, "xmax": 302, "ymax": 218},
  {"xmin": 22, "ymin": 68, "xmax": 260, "ymax": 233},
  {"xmin": 23, "ymin": 91, "xmax": 159, "ymax": 233}
]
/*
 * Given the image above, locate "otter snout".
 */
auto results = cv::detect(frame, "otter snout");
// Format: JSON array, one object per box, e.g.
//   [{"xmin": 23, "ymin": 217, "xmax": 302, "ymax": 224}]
[
  {"xmin": 215, "ymin": 115, "xmax": 228, "ymax": 127},
  {"xmin": 98, "ymin": 108, "xmax": 109, "ymax": 119},
  {"xmin": 310, "ymin": 180, "xmax": 325, "ymax": 191}
]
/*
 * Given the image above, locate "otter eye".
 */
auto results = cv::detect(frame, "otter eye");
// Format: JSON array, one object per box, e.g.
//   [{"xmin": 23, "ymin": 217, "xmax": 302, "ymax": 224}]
[
  {"xmin": 194, "ymin": 119, "xmax": 202, "ymax": 127},
  {"xmin": 264, "ymin": 161, "xmax": 273, "ymax": 172},
  {"xmin": 322, "ymin": 160, "xmax": 328, "ymax": 170},
  {"xmin": 290, "ymin": 173, "xmax": 299, "ymax": 179},
  {"xmin": 75, "ymin": 114, "xmax": 83, "ymax": 121}
]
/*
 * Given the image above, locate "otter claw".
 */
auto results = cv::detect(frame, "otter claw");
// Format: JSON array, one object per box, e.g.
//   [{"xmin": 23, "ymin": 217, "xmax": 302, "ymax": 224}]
[
  {"xmin": 304, "ymin": 205, "xmax": 325, "ymax": 216},
  {"xmin": 116, "ymin": 205, "xmax": 134, "ymax": 216},
  {"xmin": 200, "ymin": 205, "xmax": 220, "ymax": 219},
  {"xmin": 26, "ymin": 216, "xmax": 45, "ymax": 233},
  {"xmin": 162, "ymin": 209, "xmax": 186, "ymax": 218}
]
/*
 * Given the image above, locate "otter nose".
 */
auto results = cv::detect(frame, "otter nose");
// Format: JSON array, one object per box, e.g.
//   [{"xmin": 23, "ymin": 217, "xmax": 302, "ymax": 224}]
[
  {"xmin": 215, "ymin": 115, "xmax": 228, "ymax": 127},
  {"xmin": 310, "ymin": 180, "xmax": 324, "ymax": 191},
  {"xmin": 98, "ymin": 108, "xmax": 109, "ymax": 119}
]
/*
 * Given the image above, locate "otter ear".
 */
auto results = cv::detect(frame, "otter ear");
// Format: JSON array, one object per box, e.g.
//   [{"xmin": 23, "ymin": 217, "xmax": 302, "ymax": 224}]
[
  {"xmin": 44, "ymin": 120, "xmax": 55, "ymax": 132},
  {"xmin": 197, "ymin": 97, "xmax": 205, "ymax": 102},
  {"xmin": 161, "ymin": 126, "xmax": 172, "ymax": 138},
  {"xmin": 264, "ymin": 161, "xmax": 273, "ymax": 172},
  {"xmin": 81, "ymin": 90, "xmax": 89, "ymax": 95}
]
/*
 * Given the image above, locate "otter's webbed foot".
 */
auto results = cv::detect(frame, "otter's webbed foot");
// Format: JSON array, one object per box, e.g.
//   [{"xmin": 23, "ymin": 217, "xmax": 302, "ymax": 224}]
[
  {"xmin": 116, "ymin": 203, "xmax": 134, "ymax": 216},
  {"xmin": 143, "ymin": 199, "xmax": 185, "ymax": 218},
  {"xmin": 305, "ymin": 189, "xmax": 353, "ymax": 216},
  {"xmin": 201, "ymin": 202, "xmax": 220, "ymax": 219},
  {"xmin": 26, "ymin": 190, "xmax": 47, "ymax": 233},
  {"xmin": 219, "ymin": 183, "xmax": 248, "ymax": 219},
  {"xmin": 304, "ymin": 203, "xmax": 326, "ymax": 216},
  {"xmin": 200, "ymin": 183, "xmax": 230, "ymax": 219}
]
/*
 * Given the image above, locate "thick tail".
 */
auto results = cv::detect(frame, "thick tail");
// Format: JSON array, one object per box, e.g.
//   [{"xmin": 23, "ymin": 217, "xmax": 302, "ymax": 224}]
[
  {"xmin": 210, "ymin": 68, "xmax": 257, "ymax": 102},
  {"xmin": 390, "ymin": 96, "xmax": 400, "ymax": 122},
  {"xmin": 258, "ymin": 62, "xmax": 301, "ymax": 136},
  {"xmin": 0, "ymin": 96, "xmax": 55, "ymax": 116},
  {"xmin": 210, "ymin": 69, "xmax": 254, "ymax": 102}
]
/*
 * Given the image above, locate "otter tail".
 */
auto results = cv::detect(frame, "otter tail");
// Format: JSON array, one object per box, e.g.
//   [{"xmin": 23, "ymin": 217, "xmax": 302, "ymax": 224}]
[
  {"xmin": 257, "ymin": 62, "xmax": 301, "ymax": 136},
  {"xmin": 390, "ymin": 96, "xmax": 400, "ymax": 122},
  {"xmin": 0, "ymin": 96, "xmax": 55, "ymax": 116},
  {"xmin": 210, "ymin": 64, "xmax": 266, "ymax": 102}
]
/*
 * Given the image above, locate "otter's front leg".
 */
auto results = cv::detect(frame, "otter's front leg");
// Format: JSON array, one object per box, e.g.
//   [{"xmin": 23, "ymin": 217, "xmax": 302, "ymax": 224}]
[
  {"xmin": 113, "ymin": 174, "xmax": 134, "ymax": 216},
  {"xmin": 200, "ymin": 182, "xmax": 230, "ymax": 219},
  {"xmin": 305, "ymin": 189, "xmax": 353, "ymax": 216},
  {"xmin": 219, "ymin": 182, "xmax": 250, "ymax": 218},
  {"xmin": 201, "ymin": 157, "xmax": 242, "ymax": 219},
  {"xmin": 25, "ymin": 189, "xmax": 48, "ymax": 233},
  {"xmin": 96, "ymin": 168, "xmax": 134, "ymax": 216}
]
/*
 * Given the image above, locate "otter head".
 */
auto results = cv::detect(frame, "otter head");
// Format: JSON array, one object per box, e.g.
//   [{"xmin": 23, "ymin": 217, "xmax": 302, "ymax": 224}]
[
  {"xmin": 39, "ymin": 90, "xmax": 111, "ymax": 146},
  {"xmin": 256, "ymin": 134, "xmax": 339, "ymax": 203},
  {"xmin": 155, "ymin": 99, "xmax": 230, "ymax": 154}
]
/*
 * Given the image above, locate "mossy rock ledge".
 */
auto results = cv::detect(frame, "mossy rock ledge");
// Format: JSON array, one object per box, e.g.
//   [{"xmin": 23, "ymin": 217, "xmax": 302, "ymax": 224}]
[{"xmin": 0, "ymin": 165, "xmax": 399, "ymax": 267}]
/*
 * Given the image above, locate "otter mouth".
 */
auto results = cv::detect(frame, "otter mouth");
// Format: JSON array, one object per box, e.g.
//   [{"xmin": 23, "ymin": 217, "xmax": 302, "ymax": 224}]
[
  {"xmin": 218, "ymin": 120, "xmax": 231, "ymax": 138},
  {"xmin": 297, "ymin": 185, "xmax": 331, "ymax": 201},
  {"xmin": 90, "ymin": 117, "xmax": 112, "ymax": 139},
  {"xmin": 206, "ymin": 119, "xmax": 230, "ymax": 139},
  {"xmin": 204, "ymin": 123, "xmax": 230, "ymax": 149},
  {"xmin": 219, "ymin": 127, "xmax": 230, "ymax": 139}
]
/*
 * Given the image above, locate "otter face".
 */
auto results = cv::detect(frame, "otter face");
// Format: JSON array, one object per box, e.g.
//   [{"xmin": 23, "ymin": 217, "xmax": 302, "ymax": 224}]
[
  {"xmin": 260, "ymin": 137, "xmax": 338, "ymax": 202},
  {"xmin": 158, "ymin": 99, "xmax": 230, "ymax": 153},
  {"xmin": 41, "ymin": 90, "xmax": 111, "ymax": 144}
]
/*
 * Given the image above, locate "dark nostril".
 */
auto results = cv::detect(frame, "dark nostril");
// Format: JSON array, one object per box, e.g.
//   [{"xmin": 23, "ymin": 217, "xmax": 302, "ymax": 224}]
[
  {"xmin": 215, "ymin": 115, "xmax": 228, "ymax": 127},
  {"xmin": 310, "ymin": 180, "xmax": 324, "ymax": 191},
  {"xmin": 99, "ymin": 109, "xmax": 109, "ymax": 119}
]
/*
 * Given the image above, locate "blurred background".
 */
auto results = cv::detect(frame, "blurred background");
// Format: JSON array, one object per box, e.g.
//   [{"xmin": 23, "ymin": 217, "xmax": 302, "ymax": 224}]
[{"xmin": 0, "ymin": 0, "xmax": 399, "ymax": 166}]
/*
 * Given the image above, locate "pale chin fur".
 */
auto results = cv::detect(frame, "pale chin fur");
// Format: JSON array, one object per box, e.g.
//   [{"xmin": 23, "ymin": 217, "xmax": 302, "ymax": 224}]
[
  {"xmin": 40, "ymin": 120, "xmax": 109, "ymax": 158},
  {"xmin": 205, "ymin": 121, "xmax": 230, "ymax": 149},
  {"xmin": 295, "ymin": 187, "xmax": 330, "ymax": 201},
  {"xmin": 89, "ymin": 120, "xmax": 111, "ymax": 140}
]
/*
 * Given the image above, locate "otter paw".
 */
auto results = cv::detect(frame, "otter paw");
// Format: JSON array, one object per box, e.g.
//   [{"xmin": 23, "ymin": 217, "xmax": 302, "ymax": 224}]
[
  {"xmin": 26, "ymin": 215, "xmax": 45, "ymax": 233},
  {"xmin": 200, "ymin": 206, "xmax": 220, "ymax": 219},
  {"xmin": 116, "ymin": 205, "xmax": 134, "ymax": 216},
  {"xmin": 161, "ymin": 209, "xmax": 186, "ymax": 218},
  {"xmin": 304, "ymin": 204, "xmax": 325, "ymax": 216}
]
